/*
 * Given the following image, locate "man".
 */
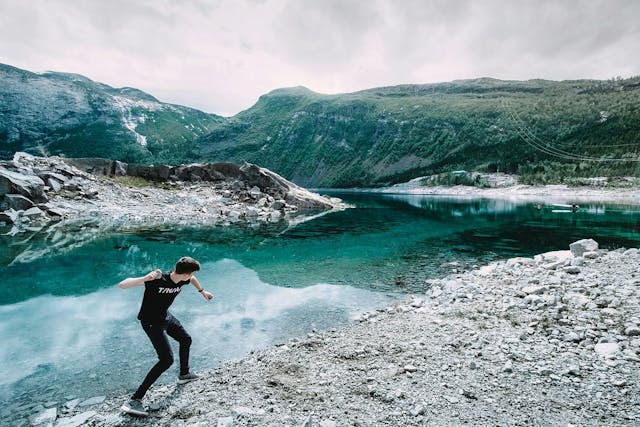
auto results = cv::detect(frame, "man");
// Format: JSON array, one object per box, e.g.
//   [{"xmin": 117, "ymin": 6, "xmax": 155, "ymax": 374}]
[{"xmin": 118, "ymin": 256, "xmax": 214, "ymax": 417}]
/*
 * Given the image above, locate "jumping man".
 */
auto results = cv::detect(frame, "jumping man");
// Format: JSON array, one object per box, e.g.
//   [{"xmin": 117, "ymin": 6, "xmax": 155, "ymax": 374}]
[{"xmin": 118, "ymin": 256, "xmax": 214, "ymax": 416}]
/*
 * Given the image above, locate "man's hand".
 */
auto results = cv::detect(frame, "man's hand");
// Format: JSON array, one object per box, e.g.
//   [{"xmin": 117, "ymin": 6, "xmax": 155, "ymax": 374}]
[
  {"xmin": 201, "ymin": 290, "xmax": 214, "ymax": 301},
  {"xmin": 143, "ymin": 269, "xmax": 162, "ymax": 282}
]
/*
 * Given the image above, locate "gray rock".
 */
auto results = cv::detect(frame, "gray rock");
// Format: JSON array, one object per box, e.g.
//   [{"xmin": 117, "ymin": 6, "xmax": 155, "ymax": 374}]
[
  {"xmin": 623, "ymin": 248, "xmax": 638, "ymax": 257},
  {"xmin": 502, "ymin": 361, "xmax": 514, "ymax": 373},
  {"xmin": 319, "ymin": 420, "xmax": 338, "ymax": 427},
  {"xmin": 0, "ymin": 167, "xmax": 47, "ymax": 202},
  {"xmin": 570, "ymin": 239, "xmax": 599, "ymax": 257},
  {"xmin": 46, "ymin": 177, "xmax": 63, "ymax": 192},
  {"xmin": 23, "ymin": 207, "xmax": 45, "ymax": 218},
  {"xmin": 563, "ymin": 266, "xmax": 581, "ymax": 274},
  {"xmin": 571, "ymin": 257, "xmax": 586, "ymax": 266},
  {"xmin": 566, "ymin": 365, "xmax": 580, "ymax": 376},
  {"xmin": 3, "ymin": 193, "xmax": 35, "ymax": 210},
  {"xmin": 0, "ymin": 208, "xmax": 18, "ymax": 224},
  {"xmin": 78, "ymin": 396, "xmax": 105, "ymax": 407},
  {"xmin": 55, "ymin": 411, "xmax": 96, "ymax": 427},
  {"xmin": 63, "ymin": 399, "xmax": 80, "ymax": 410},
  {"xmin": 624, "ymin": 326, "xmax": 640, "ymax": 336},
  {"xmin": 522, "ymin": 285, "xmax": 548, "ymax": 295},
  {"xmin": 410, "ymin": 405, "xmax": 427, "ymax": 416}
]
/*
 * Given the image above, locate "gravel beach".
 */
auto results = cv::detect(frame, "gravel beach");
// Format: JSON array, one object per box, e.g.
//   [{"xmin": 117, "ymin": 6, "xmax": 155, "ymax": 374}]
[{"xmin": 43, "ymin": 239, "xmax": 639, "ymax": 427}]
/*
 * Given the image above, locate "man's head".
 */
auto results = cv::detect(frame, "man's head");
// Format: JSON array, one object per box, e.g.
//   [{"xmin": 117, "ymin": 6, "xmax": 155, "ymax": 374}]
[{"xmin": 174, "ymin": 256, "xmax": 200, "ymax": 275}]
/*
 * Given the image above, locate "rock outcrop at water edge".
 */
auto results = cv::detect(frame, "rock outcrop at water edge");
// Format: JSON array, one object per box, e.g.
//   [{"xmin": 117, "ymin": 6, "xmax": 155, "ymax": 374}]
[{"xmin": 0, "ymin": 152, "xmax": 343, "ymax": 228}]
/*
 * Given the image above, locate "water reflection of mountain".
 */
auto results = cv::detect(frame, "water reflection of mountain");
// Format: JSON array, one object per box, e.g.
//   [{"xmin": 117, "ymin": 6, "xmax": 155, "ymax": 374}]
[{"xmin": 1, "ymin": 194, "xmax": 639, "ymax": 305}]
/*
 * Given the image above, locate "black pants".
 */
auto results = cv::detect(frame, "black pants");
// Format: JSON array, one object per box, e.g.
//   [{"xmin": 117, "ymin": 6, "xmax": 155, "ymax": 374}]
[{"xmin": 132, "ymin": 313, "xmax": 192, "ymax": 400}]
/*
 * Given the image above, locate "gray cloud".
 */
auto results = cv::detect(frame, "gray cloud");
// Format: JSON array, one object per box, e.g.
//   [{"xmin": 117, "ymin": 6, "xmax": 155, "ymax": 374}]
[{"xmin": 0, "ymin": 0, "xmax": 638, "ymax": 115}]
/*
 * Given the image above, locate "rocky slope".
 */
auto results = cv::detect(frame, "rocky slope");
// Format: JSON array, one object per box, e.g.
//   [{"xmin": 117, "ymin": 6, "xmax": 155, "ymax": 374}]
[
  {"xmin": 0, "ymin": 63, "xmax": 223, "ymax": 163},
  {"xmin": 31, "ymin": 239, "xmax": 639, "ymax": 426}
]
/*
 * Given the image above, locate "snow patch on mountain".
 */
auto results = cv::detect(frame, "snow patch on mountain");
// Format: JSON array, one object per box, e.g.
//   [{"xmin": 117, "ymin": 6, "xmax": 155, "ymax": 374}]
[{"xmin": 110, "ymin": 96, "xmax": 163, "ymax": 146}]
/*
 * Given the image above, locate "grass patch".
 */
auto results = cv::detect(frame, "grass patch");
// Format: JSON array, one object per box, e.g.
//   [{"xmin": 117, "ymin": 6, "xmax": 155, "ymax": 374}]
[{"xmin": 107, "ymin": 175, "xmax": 176, "ymax": 190}]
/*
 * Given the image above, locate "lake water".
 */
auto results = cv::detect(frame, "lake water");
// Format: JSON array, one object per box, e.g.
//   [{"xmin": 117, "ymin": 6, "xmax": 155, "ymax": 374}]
[{"xmin": 1, "ymin": 192, "xmax": 639, "ymax": 418}]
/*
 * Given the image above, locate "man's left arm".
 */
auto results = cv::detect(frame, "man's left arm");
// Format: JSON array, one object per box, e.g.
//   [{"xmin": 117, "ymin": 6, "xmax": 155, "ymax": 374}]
[{"xmin": 191, "ymin": 276, "xmax": 214, "ymax": 301}]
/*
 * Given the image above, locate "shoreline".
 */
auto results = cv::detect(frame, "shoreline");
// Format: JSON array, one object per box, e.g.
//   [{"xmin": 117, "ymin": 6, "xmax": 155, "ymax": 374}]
[
  {"xmin": 322, "ymin": 183, "xmax": 640, "ymax": 205},
  {"xmin": 43, "ymin": 239, "xmax": 639, "ymax": 427}
]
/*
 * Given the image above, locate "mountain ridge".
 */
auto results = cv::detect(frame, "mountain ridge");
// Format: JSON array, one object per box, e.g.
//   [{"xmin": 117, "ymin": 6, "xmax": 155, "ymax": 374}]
[{"xmin": 2, "ymin": 63, "xmax": 639, "ymax": 187}]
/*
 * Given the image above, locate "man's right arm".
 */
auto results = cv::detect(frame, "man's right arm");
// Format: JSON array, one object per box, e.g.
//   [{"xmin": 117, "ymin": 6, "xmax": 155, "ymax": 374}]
[{"xmin": 118, "ymin": 269, "xmax": 161, "ymax": 289}]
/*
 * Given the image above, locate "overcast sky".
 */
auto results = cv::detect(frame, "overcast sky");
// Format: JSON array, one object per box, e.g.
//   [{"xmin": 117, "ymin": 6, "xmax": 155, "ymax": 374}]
[{"xmin": 1, "ymin": 0, "xmax": 638, "ymax": 116}]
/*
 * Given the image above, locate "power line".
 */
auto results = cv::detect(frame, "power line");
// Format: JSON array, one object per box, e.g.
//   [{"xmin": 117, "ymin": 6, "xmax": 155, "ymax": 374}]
[{"xmin": 501, "ymin": 99, "xmax": 640, "ymax": 163}]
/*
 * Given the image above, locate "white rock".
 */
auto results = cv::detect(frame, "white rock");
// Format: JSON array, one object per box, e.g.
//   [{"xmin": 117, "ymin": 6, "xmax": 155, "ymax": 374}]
[
  {"xmin": 31, "ymin": 407, "xmax": 56, "ymax": 426},
  {"xmin": 507, "ymin": 257, "xmax": 535, "ymax": 266},
  {"xmin": 583, "ymin": 251, "xmax": 600, "ymax": 259},
  {"xmin": 623, "ymin": 248, "xmax": 638, "ymax": 257},
  {"xmin": 55, "ymin": 411, "xmax": 96, "ymax": 427},
  {"xmin": 594, "ymin": 343, "xmax": 620, "ymax": 359},
  {"xmin": 564, "ymin": 332, "xmax": 581, "ymax": 343},
  {"xmin": 78, "ymin": 396, "xmax": 105, "ymax": 407},
  {"xmin": 217, "ymin": 417, "xmax": 234, "ymax": 427},
  {"xmin": 319, "ymin": 420, "xmax": 338, "ymax": 427},
  {"xmin": 477, "ymin": 264, "xmax": 497, "ymax": 276},
  {"xmin": 538, "ymin": 250, "xmax": 573, "ymax": 263}
]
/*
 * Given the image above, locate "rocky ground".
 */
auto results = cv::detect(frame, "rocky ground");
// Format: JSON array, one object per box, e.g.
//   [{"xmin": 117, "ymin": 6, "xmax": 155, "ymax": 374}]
[
  {"xmin": 0, "ymin": 153, "xmax": 343, "ymax": 229},
  {"xmin": 0, "ymin": 153, "xmax": 345, "ymax": 265},
  {"xmin": 30, "ymin": 239, "xmax": 637, "ymax": 427}
]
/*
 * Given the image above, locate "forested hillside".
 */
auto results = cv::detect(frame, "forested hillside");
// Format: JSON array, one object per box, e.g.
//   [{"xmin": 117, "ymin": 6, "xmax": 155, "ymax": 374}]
[{"xmin": 197, "ymin": 77, "xmax": 640, "ymax": 187}]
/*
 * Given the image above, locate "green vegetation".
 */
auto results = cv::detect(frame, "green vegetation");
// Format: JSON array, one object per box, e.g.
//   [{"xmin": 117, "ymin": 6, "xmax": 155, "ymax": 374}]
[
  {"xmin": 106, "ymin": 175, "xmax": 175, "ymax": 189},
  {"xmin": 420, "ymin": 172, "xmax": 492, "ymax": 188},
  {"xmin": 196, "ymin": 77, "xmax": 640, "ymax": 187}
]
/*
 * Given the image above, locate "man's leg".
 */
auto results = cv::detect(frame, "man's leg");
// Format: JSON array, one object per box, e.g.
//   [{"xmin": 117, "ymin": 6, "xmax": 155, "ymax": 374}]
[
  {"xmin": 132, "ymin": 321, "xmax": 174, "ymax": 400},
  {"xmin": 166, "ymin": 313, "xmax": 192, "ymax": 376}
]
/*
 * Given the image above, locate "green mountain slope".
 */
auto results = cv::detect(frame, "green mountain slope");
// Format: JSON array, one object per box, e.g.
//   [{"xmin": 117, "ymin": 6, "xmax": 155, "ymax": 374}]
[
  {"xmin": 197, "ymin": 78, "xmax": 640, "ymax": 187},
  {"xmin": 0, "ymin": 64, "xmax": 224, "ymax": 164}
]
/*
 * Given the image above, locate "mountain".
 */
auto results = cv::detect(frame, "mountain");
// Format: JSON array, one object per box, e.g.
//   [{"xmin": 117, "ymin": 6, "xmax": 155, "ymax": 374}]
[
  {"xmin": 2, "ymin": 63, "xmax": 639, "ymax": 188},
  {"xmin": 196, "ymin": 78, "xmax": 640, "ymax": 187},
  {"xmin": 0, "ymin": 64, "xmax": 224, "ymax": 163}
]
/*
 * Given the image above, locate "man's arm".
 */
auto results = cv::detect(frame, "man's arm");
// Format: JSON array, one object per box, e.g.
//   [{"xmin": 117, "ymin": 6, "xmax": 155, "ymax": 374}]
[
  {"xmin": 191, "ymin": 276, "xmax": 214, "ymax": 300},
  {"xmin": 119, "ymin": 269, "xmax": 161, "ymax": 289}
]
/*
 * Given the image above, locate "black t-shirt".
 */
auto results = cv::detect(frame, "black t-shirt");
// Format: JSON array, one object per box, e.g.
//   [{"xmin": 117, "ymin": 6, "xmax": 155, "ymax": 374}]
[{"xmin": 137, "ymin": 272, "xmax": 191, "ymax": 322}]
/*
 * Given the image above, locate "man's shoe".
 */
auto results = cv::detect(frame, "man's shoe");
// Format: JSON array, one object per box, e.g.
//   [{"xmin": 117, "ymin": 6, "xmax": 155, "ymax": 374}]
[
  {"xmin": 121, "ymin": 398, "xmax": 149, "ymax": 417},
  {"xmin": 178, "ymin": 372, "xmax": 200, "ymax": 384}
]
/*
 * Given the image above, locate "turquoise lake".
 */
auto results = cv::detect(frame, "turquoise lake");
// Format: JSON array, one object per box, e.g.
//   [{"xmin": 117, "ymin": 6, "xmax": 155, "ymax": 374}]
[{"xmin": 1, "ymin": 192, "xmax": 639, "ymax": 416}]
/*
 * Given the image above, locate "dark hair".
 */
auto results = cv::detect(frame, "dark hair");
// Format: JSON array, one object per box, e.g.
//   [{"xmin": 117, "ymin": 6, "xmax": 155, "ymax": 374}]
[{"xmin": 174, "ymin": 257, "xmax": 200, "ymax": 274}]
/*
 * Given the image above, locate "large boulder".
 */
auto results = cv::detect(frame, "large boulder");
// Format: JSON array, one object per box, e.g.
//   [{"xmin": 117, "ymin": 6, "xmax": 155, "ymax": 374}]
[
  {"xmin": 0, "ymin": 166, "xmax": 47, "ymax": 203},
  {"xmin": 2, "ymin": 194, "xmax": 35, "ymax": 210},
  {"xmin": 569, "ymin": 239, "xmax": 599, "ymax": 257}
]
